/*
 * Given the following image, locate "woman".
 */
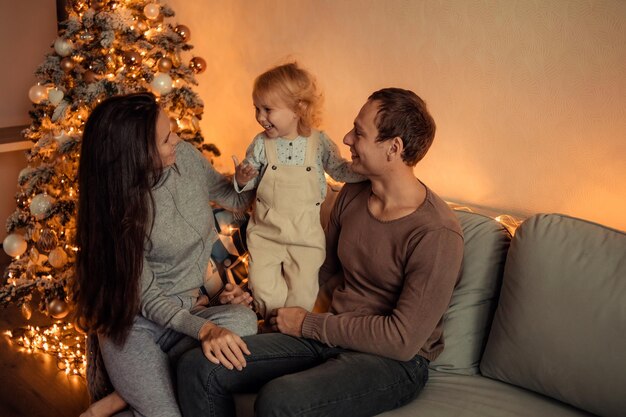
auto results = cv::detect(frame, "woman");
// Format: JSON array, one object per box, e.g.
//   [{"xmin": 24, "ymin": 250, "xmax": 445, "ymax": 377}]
[{"xmin": 74, "ymin": 93, "xmax": 257, "ymax": 417}]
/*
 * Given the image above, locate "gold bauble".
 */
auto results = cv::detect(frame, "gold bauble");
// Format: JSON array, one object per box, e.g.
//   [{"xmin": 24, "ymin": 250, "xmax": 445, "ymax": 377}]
[
  {"xmin": 36, "ymin": 228, "xmax": 58, "ymax": 252},
  {"xmin": 48, "ymin": 247, "xmax": 68, "ymax": 269},
  {"xmin": 48, "ymin": 298, "xmax": 70, "ymax": 319},
  {"xmin": 60, "ymin": 57, "xmax": 75, "ymax": 72},
  {"xmin": 137, "ymin": 21, "xmax": 148, "ymax": 32},
  {"xmin": 83, "ymin": 70, "xmax": 98, "ymax": 84},
  {"xmin": 157, "ymin": 57, "xmax": 173, "ymax": 72},
  {"xmin": 123, "ymin": 50, "xmax": 142, "ymax": 67},
  {"xmin": 189, "ymin": 57, "xmax": 207, "ymax": 74},
  {"xmin": 174, "ymin": 25, "xmax": 191, "ymax": 42}
]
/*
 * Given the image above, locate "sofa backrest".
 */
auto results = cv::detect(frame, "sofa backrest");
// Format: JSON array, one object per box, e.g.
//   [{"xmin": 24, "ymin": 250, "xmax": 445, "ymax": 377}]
[
  {"xmin": 480, "ymin": 214, "xmax": 626, "ymax": 417},
  {"xmin": 429, "ymin": 210, "xmax": 511, "ymax": 375}
]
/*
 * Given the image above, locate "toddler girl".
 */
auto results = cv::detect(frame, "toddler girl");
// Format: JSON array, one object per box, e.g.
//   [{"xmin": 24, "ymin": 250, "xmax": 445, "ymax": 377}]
[{"xmin": 234, "ymin": 62, "xmax": 364, "ymax": 321}]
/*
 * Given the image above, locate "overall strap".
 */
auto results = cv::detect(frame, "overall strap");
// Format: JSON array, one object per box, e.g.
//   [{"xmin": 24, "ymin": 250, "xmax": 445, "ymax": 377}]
[{"xmin": 263, "ymin": 136, "xmax": 278, "ymax": 165}]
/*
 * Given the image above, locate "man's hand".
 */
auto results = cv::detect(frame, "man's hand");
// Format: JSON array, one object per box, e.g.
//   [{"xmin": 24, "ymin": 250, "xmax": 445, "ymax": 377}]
[
  {"xmin": 267, "ymin": 307, "xmax": 307, "ymax": 337},
  {"xmin": 233, "ymin": 156, "xmax": 258, "ymax": 188},
  {"xmin": 219, "ymin": 282, "xmax": 254, "ymax": 307},
  {"xmin": 199, "ymin": 322, "xmax": 251, "ymax": 371}
]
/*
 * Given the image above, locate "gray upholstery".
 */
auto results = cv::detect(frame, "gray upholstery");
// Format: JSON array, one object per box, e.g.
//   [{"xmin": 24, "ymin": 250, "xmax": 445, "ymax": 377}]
[
  {"xmin": 480, "ymin": 214, "xmax": 626, "ymax": 417},
  {"xmin": 429, "ymin": 210, "xmax": 510, "ymax": 375}
]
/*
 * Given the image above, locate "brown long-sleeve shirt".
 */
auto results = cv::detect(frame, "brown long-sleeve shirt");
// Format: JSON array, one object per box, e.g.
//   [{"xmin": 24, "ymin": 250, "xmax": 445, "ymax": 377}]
[{"xmin": 301, "ymin": 181, "xmax": 464, "ymax": 361}]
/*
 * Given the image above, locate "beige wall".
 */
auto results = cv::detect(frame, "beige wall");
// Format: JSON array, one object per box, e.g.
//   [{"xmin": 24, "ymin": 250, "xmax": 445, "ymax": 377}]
[
  {"xmin": 170, "ymin": 0, "xmax": 626, "ymax": 231},
  {"xmin": 2, "ymin": 1, "xmax": 625, "ymax": 232}
]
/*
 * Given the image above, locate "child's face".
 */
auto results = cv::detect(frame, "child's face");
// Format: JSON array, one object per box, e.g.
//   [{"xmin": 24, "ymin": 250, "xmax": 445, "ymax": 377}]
[
  {"xmin": 253, "ymin": 94, "xmax": 299, "ymax": 140},
  {"xmin": 156, "ymin": 109, "xmax": 181, "ymax": 167}
]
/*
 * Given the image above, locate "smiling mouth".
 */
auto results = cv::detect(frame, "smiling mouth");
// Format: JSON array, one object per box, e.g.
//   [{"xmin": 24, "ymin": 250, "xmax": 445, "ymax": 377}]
[{"xmin": 262, "ymin": 123, "xmax": 274, "ymax": 130}]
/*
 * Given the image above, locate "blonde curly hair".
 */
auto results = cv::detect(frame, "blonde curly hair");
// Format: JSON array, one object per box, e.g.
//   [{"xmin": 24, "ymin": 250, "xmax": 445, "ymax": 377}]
[{"xmin": 253, "ymin": 62, "xmax": 323, "ymax": 136}]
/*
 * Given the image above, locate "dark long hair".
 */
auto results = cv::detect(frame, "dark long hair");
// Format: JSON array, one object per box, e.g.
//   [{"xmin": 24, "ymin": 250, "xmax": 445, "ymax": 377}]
[{"xmin": 74, "ymin": 93, "xmax": 163, "ymax": 345}]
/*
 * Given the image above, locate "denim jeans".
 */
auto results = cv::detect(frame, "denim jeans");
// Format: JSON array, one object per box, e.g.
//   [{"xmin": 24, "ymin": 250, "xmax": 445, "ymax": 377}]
[{"xmin": 177, "ymin": 333, "xmax": 429, "ymax": 417}]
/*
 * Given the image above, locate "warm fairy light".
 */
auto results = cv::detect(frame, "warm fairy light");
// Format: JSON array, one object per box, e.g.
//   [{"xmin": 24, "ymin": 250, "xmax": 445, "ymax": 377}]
[{"xmin": 4, "ymin": 322, "xmax": 87, "ymax": 377}]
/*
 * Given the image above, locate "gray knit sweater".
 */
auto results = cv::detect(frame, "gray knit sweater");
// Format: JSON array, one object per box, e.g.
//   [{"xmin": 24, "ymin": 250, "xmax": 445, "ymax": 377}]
[{"xmin": 140, "ymin": 141, "xmax": 253, "ymax": 339}]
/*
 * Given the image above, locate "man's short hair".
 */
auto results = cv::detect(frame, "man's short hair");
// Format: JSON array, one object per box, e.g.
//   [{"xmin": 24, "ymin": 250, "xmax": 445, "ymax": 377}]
[{"xmin": 368, "ymin": 88, "xmax": 436, "ymax": 166}]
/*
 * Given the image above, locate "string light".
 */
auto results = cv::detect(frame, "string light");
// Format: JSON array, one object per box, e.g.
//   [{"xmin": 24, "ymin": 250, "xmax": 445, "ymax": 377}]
[{"xmin": 5, "ymin": 322, "xmax": 86, "ymax": 376}]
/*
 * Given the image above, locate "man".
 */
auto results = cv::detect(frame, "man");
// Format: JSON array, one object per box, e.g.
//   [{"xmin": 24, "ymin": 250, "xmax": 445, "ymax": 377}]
[{"xmin": 178, "ymin": 88, "xmax": 464, "ymax": 417}]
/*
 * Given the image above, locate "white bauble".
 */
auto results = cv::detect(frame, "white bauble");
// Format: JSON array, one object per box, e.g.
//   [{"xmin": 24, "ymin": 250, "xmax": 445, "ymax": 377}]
[
  {"xmin": 54, "ymin": 38, "xmax": 74, "ymax": 57},
  {"xmin": 48, "ymin": 247, "xmax": 69, "ymax": 269},
  {"xmin": 30, "ymin": 194, "xmax": 55, "ymax": 219},
  {"xmin": 143, "ymin": 3, "xmax": 160, "ymax": 20},
  {"xmin": 150, "ymin": 72, "xmax": 173, "ymax": 95},
  {"xmin": 28, "ymin": 85, "xmax": 48, "ymax": 104},
  {"xmin": 3, "ymin": 233, "xmax": 28, "ymax": 257},
  {"xmin": 48, "ymin": 88, "xmax": 64, "ymax": 106}
]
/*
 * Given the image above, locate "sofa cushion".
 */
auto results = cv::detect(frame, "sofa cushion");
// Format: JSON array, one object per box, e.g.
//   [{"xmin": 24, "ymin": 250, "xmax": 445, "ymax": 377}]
[
  {"xmin": 235, "ymin": 371, "xmax": 595, "ymax": 417},
  {"xmin": 429, "ymin": 210, "xmax": 510, "ymax": 375},
  {"xmin": 480, "ymin": 214, "xmax": 626, "ymax": 417}
]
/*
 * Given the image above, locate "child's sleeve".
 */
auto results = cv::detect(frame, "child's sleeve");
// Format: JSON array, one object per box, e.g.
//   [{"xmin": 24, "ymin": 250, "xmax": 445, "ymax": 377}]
[
  {"xmin": 319, "ymin": 131, "xmax": 366, "ymax": 183},
  {"xmin": 234, "ymin": 134, "xmax": 266, "ymax": 192}
]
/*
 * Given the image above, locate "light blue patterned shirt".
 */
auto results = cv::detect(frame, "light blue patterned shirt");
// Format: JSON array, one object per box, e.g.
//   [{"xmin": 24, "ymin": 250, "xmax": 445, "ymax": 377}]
[{"xmin": 236, "ymin": 130, "xmax": 364, "ymax": 197}]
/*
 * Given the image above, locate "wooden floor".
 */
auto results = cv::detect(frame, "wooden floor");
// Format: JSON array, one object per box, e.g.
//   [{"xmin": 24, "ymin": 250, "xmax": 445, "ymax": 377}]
[{"xmin": 0, "ymin": 254, "xmax": 89, "ymax": 417}]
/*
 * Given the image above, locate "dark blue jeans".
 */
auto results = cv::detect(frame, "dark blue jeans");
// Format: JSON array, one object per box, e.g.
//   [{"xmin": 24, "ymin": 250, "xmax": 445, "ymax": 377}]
[{"xmin": 177, "ymin": 333, "xmax": 429, "ymax": 417}]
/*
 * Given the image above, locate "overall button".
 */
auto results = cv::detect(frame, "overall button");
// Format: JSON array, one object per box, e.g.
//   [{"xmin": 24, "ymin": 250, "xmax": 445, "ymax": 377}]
[
  {"xmin": 256, "ymin": 198, "xmax": 261, "ymax": 202},
  {"xmin": 272, "ymin": 165, "xmax": 277, "ymax": 170},
  {"xmin": 316, "ymin": 202, "xmax": 320, "ymax": 206},
  {"xmin": 306, "ymin": 167, "xmax": 312, "ymax": 171}
]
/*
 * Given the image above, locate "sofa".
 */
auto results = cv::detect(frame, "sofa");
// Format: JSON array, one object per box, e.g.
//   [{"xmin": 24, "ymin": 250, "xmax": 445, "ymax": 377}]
[{"xmin": 232, "ymin": 208, "xmax": 626, "ymax": 417}]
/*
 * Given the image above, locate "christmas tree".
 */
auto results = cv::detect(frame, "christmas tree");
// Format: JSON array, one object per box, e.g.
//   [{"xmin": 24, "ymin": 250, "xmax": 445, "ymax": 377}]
[{"xmin": 1, "ymin": 0, "xmax": 214, "ymax": 375}]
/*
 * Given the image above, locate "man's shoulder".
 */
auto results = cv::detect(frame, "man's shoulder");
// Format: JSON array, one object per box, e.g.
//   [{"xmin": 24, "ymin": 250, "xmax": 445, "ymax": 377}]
[{"xmin": 421, "ymin": 186, "xmax": 463, "ymax": 237}]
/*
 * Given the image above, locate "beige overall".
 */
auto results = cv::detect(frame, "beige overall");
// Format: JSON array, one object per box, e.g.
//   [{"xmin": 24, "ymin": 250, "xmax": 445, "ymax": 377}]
[{"xmin": 246, "ymin": 133, "xmax": 326, "ymax": 318}]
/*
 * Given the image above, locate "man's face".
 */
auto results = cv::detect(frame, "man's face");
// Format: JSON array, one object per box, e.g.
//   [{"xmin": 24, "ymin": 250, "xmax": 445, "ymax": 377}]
[{"xmin": 343, "ymin": 99, "xmax": 388, "ymax": 176}]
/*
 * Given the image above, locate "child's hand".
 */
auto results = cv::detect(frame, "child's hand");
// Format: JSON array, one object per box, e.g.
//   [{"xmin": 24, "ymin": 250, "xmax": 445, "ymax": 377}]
[
  {"xmin": 220, "ymin": 282, "xmax": 254, "ymax": 308},
  {"xmin": 233, "ymin": 156, "xmax": 258, "ymax": 188}
]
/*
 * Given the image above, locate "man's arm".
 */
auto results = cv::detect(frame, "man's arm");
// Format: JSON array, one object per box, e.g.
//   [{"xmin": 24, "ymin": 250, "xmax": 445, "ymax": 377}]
[{"xmin": 299, "ymin": 228, "xmax": 463, "ymax": 361}]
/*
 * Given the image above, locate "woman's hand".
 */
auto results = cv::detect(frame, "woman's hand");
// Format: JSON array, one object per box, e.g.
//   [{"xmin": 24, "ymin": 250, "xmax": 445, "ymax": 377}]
[
  {"xmin": 233, "ymin": 156, "xmax": 258, "ymax": 188},
  {"xmin": 199, "ymin": 322, "xmax": 250, "ymax": 371},
  {"xmin": 219, "ymin": 282, "xmax": 254, "ymax": 307}
]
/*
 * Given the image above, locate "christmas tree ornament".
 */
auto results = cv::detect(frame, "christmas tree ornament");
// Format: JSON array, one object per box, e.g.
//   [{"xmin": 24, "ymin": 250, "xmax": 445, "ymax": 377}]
[
  {"xmin": 60, "ymin": 57, "xmax": 75, "ymax": 72},
  {"xmin": 174, "ymin": 25, "xmax": 191, "ymax": 42},
  {"xmin": 143, "ymin": 3, "xmax": 160, "ymax": 20},
  {"xmin": 48, "ymin": 247, "xmax": 69, "ymax": 269},
  {"xmin": 189, "ymin": 57, "xmax": 206, "ymax": 74},
  {"xmin": 48, "ymin": 88, "xmax": 64, "ymax": 106},
  {"xmin": 30, "ymin": 193, "xmax": 55, "ymax": 219},
  {"xmin": 123, "ymin": 50, "xmax": 142, "ymax": 67},
  {"xmin": 29, "ymin": 246, "xmax": 40, "ymax": 263},
  {"xmin": 21, "ymin": 302, "xmax": 33, "ymax": 320},
  {"xmin": 36, "ymin": 229, "xmax": 58, "ymax": 253},
  {"xmin": 136, "ymin": 20, "xmax": 148, "ymax": 32},
  {"xmin": 48, "ymin": 298, "xmax": 69, "ymax": 319},
  {"xmin": 157, "ymin": 57, "xmax": 172, "ymax": 72},
  {"xmin": 83, "ymin": 69, "xmax": 98, "ymax": 83},
  {"xmin": 151, "ymin": 72, "xmax": 173, "ymax": 95},
  {"xmin": 170, "ymin": 51, "xmax": 181, "ymax": 67},
  {"xmin": 173, "ymin": 78, "xmax": 185, "ymax": 89},
  {"xmin": 92, "ymin": 0, "xmax": 109, "ymax": 11},
  {"xmin": 28, "ymin": 84, "xmax": 48, "ymax": 104},
  {"xmin": 3, "ymin": 233, "xmax": 28, "ymax": 257},
  {"xmin": 54, "ymin": 38, "xmax": 74, "ymax": 57},
  {"xmin": 79, "ymin": 31, "xmax": 96, "ymax": 42}
]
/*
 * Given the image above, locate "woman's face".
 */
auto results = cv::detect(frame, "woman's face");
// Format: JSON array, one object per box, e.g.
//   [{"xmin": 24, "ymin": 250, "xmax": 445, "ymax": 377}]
[{"xmin": 155, "ymin": 110, "xmax": 181, "ymax": 167}]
